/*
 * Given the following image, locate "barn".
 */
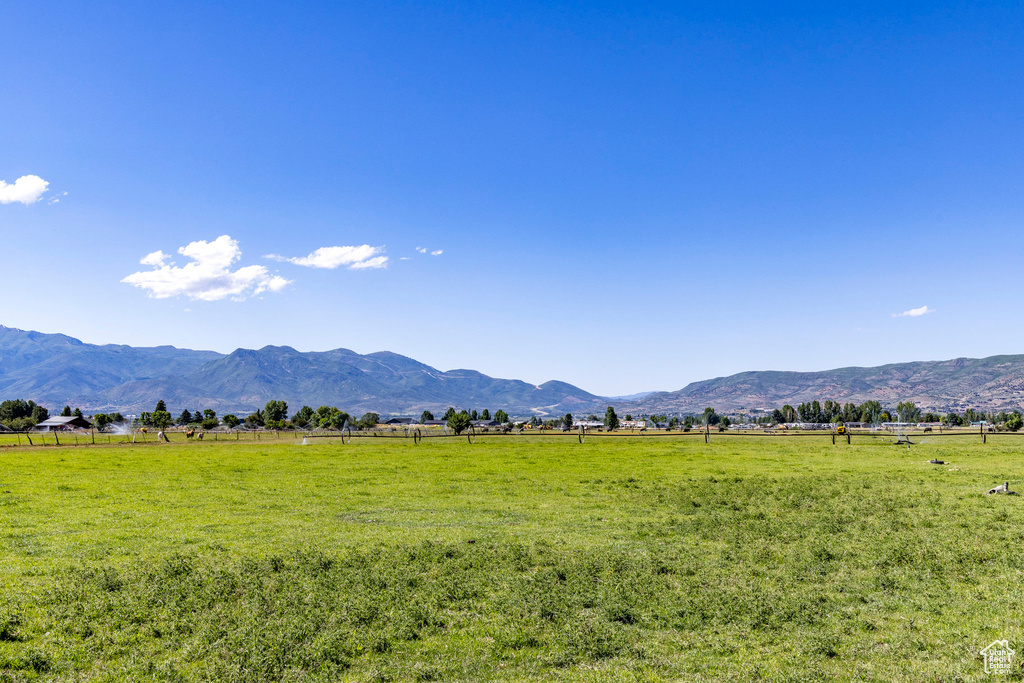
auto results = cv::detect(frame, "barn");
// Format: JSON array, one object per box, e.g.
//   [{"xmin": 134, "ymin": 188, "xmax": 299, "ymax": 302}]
[{"xmin": 34, "ymin": 416, "xmax": 93, "ymax": 431}]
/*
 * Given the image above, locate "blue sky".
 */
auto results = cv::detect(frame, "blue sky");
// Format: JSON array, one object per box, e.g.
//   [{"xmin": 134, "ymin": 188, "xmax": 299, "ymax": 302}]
[{"xmin": 2, "ymin": 1, "xmax": 1023, "ymax": 396}]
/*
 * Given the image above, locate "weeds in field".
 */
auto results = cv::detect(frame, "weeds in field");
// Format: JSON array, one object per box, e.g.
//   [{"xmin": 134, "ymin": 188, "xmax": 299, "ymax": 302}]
[{"xmin": 2, "ymin": 437, "xmax": 1024, "ymax": 680}]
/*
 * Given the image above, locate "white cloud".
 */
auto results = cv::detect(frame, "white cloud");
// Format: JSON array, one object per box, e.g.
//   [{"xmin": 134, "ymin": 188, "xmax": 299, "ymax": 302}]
[
  {"xmin": 414, "ymin": 246, "xmax": 443, "ymax": 256},
  {"xmin": 416, "ymin": 247, "xmax": 427, "ymax": 254},
  {"xmin": 349, "ymin": 255, "xmax": 388, "ymax": 269},
  {"xmin": 122, "ymin": 235, "xmax": 291, "ymax": 301},
  {"xmin": 0, "ymin": 175, "xmax": 49, "ymax": 204},
  {"xmin": 140, "ymin": 250, "xmax": 170, "ymax": 267},
  {"xmin": 265, "ymin": 245, "xmax": 388, "ymax": 270},
  {"xmin": 430, "ymin": 249, "xmax": 443, "ymax": 256},
  {"xmin": 894, "ymin": 305, "xmax": 933, "ymax": 318}
]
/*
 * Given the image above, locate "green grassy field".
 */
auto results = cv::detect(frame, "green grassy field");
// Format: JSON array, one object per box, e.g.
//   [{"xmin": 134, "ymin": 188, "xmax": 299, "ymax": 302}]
[{"xmin": 2, "ymin": 434, "xmax": 1023, "ymax": 681}]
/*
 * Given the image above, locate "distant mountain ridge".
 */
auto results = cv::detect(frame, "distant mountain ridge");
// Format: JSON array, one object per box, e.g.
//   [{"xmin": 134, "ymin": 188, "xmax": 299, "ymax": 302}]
[
  {"xmin": 0, "ymin": 326, "xmax": 600, "ymax": 415},
  {"xmin": 616, "ymin": 356, "xmax": 1024, "ymax": 415},
  {"xmin": 3, "ymin": 325, "xmax": 1024, "ymax": 417}
]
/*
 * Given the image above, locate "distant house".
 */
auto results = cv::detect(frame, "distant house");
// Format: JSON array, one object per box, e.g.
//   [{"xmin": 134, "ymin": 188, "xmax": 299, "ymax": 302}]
[
  {"xmin": 471, "ymin": 420, "xmax": 500, "ymax": 428},
  {"xmin": 34, "ymin": 416, "xmax": 93, "ymax": 431},
  {"xmin": 382, "ymin": 417, "xmax": 415, "ymax": 425},
  {"xmin": 421, "ymin": 420, "xmax": 447, "ymax": 427},
  {"xmin": 572, "ymin": 420, "xmax": 604, "ymax": 429}
]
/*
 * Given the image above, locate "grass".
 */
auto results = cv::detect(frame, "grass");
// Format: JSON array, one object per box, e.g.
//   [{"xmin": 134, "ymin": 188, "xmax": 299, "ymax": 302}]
[{"xmin": 2, "ymin": 434, "xmax": 1024, "ymax": 680}]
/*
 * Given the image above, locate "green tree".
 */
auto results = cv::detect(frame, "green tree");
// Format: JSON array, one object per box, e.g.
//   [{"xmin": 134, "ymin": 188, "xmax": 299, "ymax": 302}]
[
  {"xmin": 494, "ymin": 409, "xmax": 509, "ymax": 424},
  {"xmin": 481, "ymin": 409, "xmax": 490, "ymax": 420},
  {"xmin": 1006, "ymin": 414, "xmax": 1023, "ymax": 432},
  {"xmin": 154, "ymin": 400, "xmax": 167, "ymax": 413},
  {"xmin": 797, "ymin": 401, "xmax": 823, "ymax": 422},
  {"xmin": 31, "ymin": 404, "xmax": 48, "ymax": 424},
  {"xmin": 0, "ymin": 399, "xmax": 46, "ymax": 426},
  {"xmin": 420, "ymin": 410, "xmax": 435, "ymax": 423},
  {"xmin": 447, "ymin": 411, "xmax": 472, "ymax": 435},
  {"xmin": 178, "ymin": 409, "xmax": 193, "ymax": 425},
  {"xmin": 222, "ymin": 414, "xmax": 240, "ymax": 428},
  {"xmin": 61, "ymin": 405, "xmax": 72, "ymax": 417},
  {"xmin": 151, "ymin": 410, "xmax": 173, "ymax": 429},
  {"xmin": 291, "ymin": 406, "xmax": 314, "ymax": 427},
  {"xmin": 9, "ymin": 416, "xmax": 35, "ymax": 431},
  {"xmin": 604, "ymin": 406, "xmax": 619, "ymax": 431},
  {"xmin": 443, "ymin": 407, "xmax": 457, "ymax": 421},
  {"xmin": 357, "ymin": 412, "xmax": 380, "ymax": 429},
  {"xmin": 264, "ymin": 400, "xmax": 288, "ymax": 423},
  {"xmin": 859, "ymin": 401, "xmax": 882, "ymax": 424},
  {"xmin": 470, "ymin": 409, "xmax": 478, "ymax": 420},
  {"xmin": 895, "ymin": 401, "xmax": 921, "ymax": 423},
  {"xmin": 781, "ymin": 405, "xmax": 797, "ymax": 422},
  {"xmin": 702, "ymin": 407, "xmax": 720, "ymax": 426},
  {"xmin": 316, "ymin": 408, "xmax": 349, "ymax": 429},
  {"xmin": 331, "ymin": 410, "xmax": 351, "ymax": 429},
  {"xmin": 562, "ymin": 413, "xmax": 573, "ymax": 430},
  {"xmin": 0, "ymin": 399, "xmax": 26, "ymax": 423}
]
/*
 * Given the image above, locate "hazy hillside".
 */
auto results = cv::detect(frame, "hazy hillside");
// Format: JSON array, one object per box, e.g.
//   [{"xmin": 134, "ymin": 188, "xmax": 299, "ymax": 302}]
[
  {"xmin": 618, "ymin": 356, "xmax": 1024, "ymax": 415},
  {"xmin": 4, "ymin": 325, "xmax": 1024, "ymax": 417},
  {"xmin": 0, "ymin": 326, "xmax": 600, "ymax": 416}
]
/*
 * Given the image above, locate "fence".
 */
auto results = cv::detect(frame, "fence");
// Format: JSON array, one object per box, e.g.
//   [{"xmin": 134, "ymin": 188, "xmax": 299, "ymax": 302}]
[{"xmin": 0, "ymin": 424, "xmax": 1012, "ymax": 449}]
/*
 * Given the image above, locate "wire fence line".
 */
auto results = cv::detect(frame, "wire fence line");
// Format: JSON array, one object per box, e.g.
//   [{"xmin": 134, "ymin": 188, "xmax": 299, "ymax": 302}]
[{"xmin": 0, "ymin": 424, "xmax": 1014, "ymax": 449}]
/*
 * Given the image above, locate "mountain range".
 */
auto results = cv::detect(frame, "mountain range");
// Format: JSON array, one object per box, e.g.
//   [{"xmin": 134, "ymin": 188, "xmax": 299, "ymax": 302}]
[
  {"xmin": 2, "ymin": 325, "xmax": 1024, "ymax": 417},
  {"xmin": 614, "ymin": 357, "xmax": 1024, "ymax": 415},
  {"xmin": 0, "ymin": 326, "xmax": 600, "ymax": 416}
]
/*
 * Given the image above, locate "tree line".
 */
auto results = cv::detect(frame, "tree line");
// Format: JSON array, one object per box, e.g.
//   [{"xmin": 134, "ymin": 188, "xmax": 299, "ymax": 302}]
[
  {"xmin": 0, "ymin": 399, "xmax": 49, "ymax": 431},
  {"xmin": 7, "ymin": 396, "xmax": 1022, "ymax": 433}
]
